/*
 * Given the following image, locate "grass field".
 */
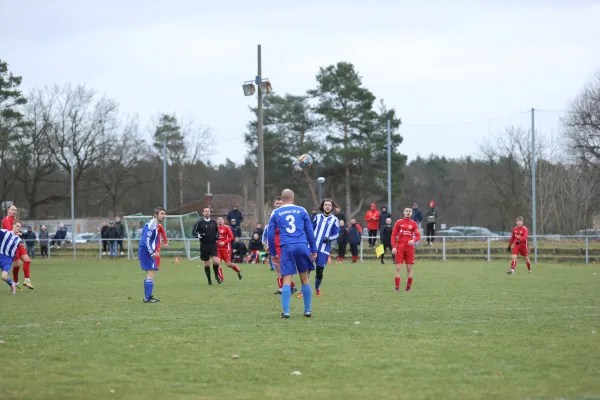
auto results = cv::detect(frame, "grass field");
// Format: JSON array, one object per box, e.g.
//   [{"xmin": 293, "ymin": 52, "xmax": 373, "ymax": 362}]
[{"xmin": 1, "ymin": 258, "xmax": 599, "ymax": 400}]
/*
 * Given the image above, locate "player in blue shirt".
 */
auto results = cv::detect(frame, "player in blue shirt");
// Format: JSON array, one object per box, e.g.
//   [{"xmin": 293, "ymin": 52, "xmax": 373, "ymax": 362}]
[
  {"xmin": 268, "ymin": 189, "xmax": 317, "ymax": 318},
  {"xmin": 0, "ymin": 223, "xmax": 21, "ymax": 294},
  {"xmin": 138, "ymin": 206, "xmax": 166, "ymax": 303},
  {"xmin": 312, "ymin": 199, "xmax": 340, "ymax": 296}
]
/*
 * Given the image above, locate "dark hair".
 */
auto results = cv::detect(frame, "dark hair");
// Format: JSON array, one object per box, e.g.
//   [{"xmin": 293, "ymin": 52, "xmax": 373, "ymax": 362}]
[
  {"xmin": 274, "ymin": 196, "xmax": 282, "ymax": 202},
  {"xmin": 153, "ymin": 206, "xmax": 166, "ymax": 216},
  {"xmin": 203, "ymin": 206, "xmax": 211, "ymax": 211},
  {"xmin": 319, "ymin": 198, "xmax": 338, "ymax": 213},
  {"xmin": 14, "ymin": 219, "xmax": 23, "ymax": 226}
]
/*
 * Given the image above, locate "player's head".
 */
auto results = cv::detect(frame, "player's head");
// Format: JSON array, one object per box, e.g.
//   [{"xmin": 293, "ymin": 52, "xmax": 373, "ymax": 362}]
[
  {"xmin": 386, "ymin": 217, "xmax": 392, "ymax": 225},
  {"xmin": 203, "ymin": 207, "xmax": 211, "ymax": 219},
  {"xmin": 516, "ymin": 216, "xmax": 524, "ymax": 227},
  {"xmin": 217, "ymin": 217, "xmax": 224, "ymax": 226},
  {"xmin": 7, "ymin": 205, "xmax": 17, "ymax": 217},
  {"xmin": 153, "ymin": 207, "xmax": 166, "ymax": 222},
  {"xmin": 13, "ymin": 220, "xmax": 22, "ymax": 234},
  {"xmin": 281, "ymin": 189, "xmax": 294, "ymax": 204},
  {"xmin": 319, "ymin": 198, "xmax": 337, "ymax": 216},
  {"xmin": 403, "ymin": 207, "xmax": 412, "ymax": 219},
  {"xmin": 273, "ymin": 196, "xmax": 282, "ymax": 209},
  {"xmin": 339, "ymin": 219, "xmax": 345, "ymax": 227}
]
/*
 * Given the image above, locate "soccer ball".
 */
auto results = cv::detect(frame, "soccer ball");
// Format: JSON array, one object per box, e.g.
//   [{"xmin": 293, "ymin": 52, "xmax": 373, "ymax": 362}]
[{"xmin": 298, "ymin": 154, "xmax": 313, "ymax": 169}]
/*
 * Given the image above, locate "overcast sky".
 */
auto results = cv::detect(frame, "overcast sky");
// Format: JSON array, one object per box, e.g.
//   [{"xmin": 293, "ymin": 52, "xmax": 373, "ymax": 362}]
[{"xmin": 2, "ymin": 0, "xmax": 599, "ymax": 165}]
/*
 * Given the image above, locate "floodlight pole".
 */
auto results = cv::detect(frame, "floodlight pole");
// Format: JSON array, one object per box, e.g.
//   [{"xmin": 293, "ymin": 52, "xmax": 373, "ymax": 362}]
[
  {"xmin": 70, "ymin": 150, "xmax": 76, "ymax": 260},
  {"xmin": 531, "ymin": 108, "xmax": 537, "ymax": 264},
  {"xmin": 257, "ymin": 44, "xmax": 265, "ymax": 226}
]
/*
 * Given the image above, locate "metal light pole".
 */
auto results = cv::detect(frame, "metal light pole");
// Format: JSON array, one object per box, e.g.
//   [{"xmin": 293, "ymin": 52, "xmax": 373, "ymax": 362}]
[
  {"xmin": 242, "ymin": 44, "xmax": 272, "ymax": 226},
  {"xmin": 387, "ymin": 119, "xmax": 392, "ymax": 212},
  {"xmin": 317, "ymin": 177, "xmax": 326, "ymax": 204},
  {"xmin": 163, "ymin": 140, "xmax": 167, "ymax": 210},
  {"xmin": 70, "ymin": 150, "xmax": 76, "ymax": 260},
  {"xmin": 531, "ymin": 108, "xmax": 537, "ymax": 263}
]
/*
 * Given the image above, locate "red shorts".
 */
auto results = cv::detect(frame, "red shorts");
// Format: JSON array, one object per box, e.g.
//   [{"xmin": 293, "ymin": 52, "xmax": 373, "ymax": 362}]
[
  {"xmin": 217, "ymin": 247, "xmax": 231, "ymax": 262},
  {"xmin": 512, "ymin": 243, "xmax": 528, "ymax": 257},
  {"xmin": 13, "ymin": 244, "xmax": 27, "ymax": 262},
  {"xmin": 395, "ymin": 245, "xmax": 415, "ymax": 265}
]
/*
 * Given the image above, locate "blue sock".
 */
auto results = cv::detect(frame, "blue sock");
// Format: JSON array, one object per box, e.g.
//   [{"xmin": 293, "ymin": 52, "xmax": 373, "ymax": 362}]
[
  {"xmin": 315, "ymin": 278, "xmax": 322, "ymax": 290},
  {"xmin": 269, "ymin": 258, "xmax": 275, "ymax": 271},
  {"xmin": 144, "ymin": 279, "xmax": 154, "ymax": 299},
  {"xmin": 5, "ymin": 278, "xmax": 13, "ymax": 286},
  {"xmin": 301, "ymin": 284, "xmax": 312, "ymax": 313},
  {"xmin": 281, "ymin": 284, "xmax": 291, "ymax": 315}
]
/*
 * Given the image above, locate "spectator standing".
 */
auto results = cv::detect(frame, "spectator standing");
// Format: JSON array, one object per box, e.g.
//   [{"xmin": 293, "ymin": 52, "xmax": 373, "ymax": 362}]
[
  {"xmin": 229, "ymin": 219, "xmax": 242, "ymax": 238},
  {"xmin": 364, "ymin": 203, "xmax": 381, "ymax": 247},
  {"xmin": 379, "ymin": 206, "xmax": 392, "ymax": 230},
  {"xmin": 101, "ymin": 222, "xmax": 109, "ymax": 255},
  {"xmin": 310, "ymin": 208, "xmax": 318, "ymax": 224},
  {"xmin": 425, "ymin": 200, "xmax": 438, "ymax": 246},
  {"xmin": 348, "ymin": 219, "xmax": 363, "ymax": 263},
  {"xmin": 379, "ymin": 218, "xmax": 394, "ymax": 264},
  {"xmin": 411, "ymin": 203, "xmax": 423, "ymax": 245},
  {"xmin": 336, "ymin": 219, "xmax": 348, "ymax": 262},
  {"xmin": 334, "ymin": 206, "xmax": 345, "ymax": 224},
  {"xmin": 107, "ymin": 221, "xmax": 119, "ymax": 258},
  {"xmin": 39, "ymin": 225, "xmax": 49, "ymax": 258},
  {"xmin": 53, "ymin": 224, "xmax": 67, "ymax": 249},
  {"xmin": 227, "ymin": 204, "xmax": 244, "ymax": 226},
  {"xmin": 253, "ymin": 223, "xmax": 264, "ymax": 238},
  {"xmin": 23, "ymin": 226, "xmax": 37, "ymax": 259},
  {"xmin": 114, "ymin": 216, "xmax": 125, "ymax": 256}
]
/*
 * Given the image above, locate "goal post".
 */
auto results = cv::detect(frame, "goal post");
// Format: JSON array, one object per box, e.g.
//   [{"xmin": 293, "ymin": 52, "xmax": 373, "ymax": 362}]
[{"xmin": 123, "ymin": 211, "xmax": 201, "ymax": 260}]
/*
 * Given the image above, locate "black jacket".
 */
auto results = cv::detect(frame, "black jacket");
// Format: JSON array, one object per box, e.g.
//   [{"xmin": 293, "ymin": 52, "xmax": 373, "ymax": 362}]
[
  {"xmin": 380, "ymin": 224, "xmax": 393, "ymax": 246},
  {"xmin": 107, "ymin": 226, "xmax": 119, "ymax": 240},
  {"xmin": 23, "ymin": 231, "xmax": 37, "ymax": 245},
  {"xmin": 425, "ymin": 208, "xmax": 437, "ymax": 224},
  {"xmin": 232, "ymin": 241, "xmax": 247, "ymax": 256},
  {"xmin": 337, "ymin": 226, "xmax": 348, "ymax": 245},
  {"xmin": 230, "ymin": 224, "xmax": 242, "ymax": 238},
  {"xmin": 192, "ymin": 218, "xmax": 219, "ymax": 244},
  {"xmin": 249, "ymin": 238, "xmax": 263, "ymax": 252},
  {"xmin": 379, "ymin": 210, "xmax": 392, "ymax": 229},
  {"xmin": 348, "ymin": 224, "xmax": 362, "ymax": 245}
]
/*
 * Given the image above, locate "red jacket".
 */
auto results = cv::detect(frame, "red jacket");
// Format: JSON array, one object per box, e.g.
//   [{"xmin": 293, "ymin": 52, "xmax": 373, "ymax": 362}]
[
  {"xmin": 391, "ymin": 218, "xmax": 421, "ymax": 247},
  {"xmin": 364, "ymin": 204, "xmax": 381, "ymax": 231}
]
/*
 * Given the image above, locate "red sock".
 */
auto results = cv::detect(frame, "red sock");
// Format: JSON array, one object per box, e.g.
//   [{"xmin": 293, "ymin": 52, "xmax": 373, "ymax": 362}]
[
  {"xmin": 395, "ymin": 277, "xmax": 400, "ymax": 289},
  {"xmin": 406, "ymin": 277, "xmax": 413, "ymax": 290},
  {"xmin": 526, "ymin": 262, "xmax": 531, "ymax": 271},
  {"xmin": 511, "ymin": 260, "xmax": 516, "ymax": 270},
  {"xmin": 12, "ymin": 266, "xmax": 20, "ymax": 282},
  {"xmin": 277, "ymin": 277, "xmax": 283, "ymax": 289},
  {"xmin": 352, "ymin": 256, "xmax": 358, "ymax": 262},
  {"xmin": 218, "ymin": 267, "xmax": 224, "ymax": 281},
  {"xmin": 291, "ymin": 281, "xmax": 296, "ymax": 288},
  {"xmin": 229, "ymin": 264, "xmax": 241, "ymax": 273},
  {"xmin": 23, "ymin": 261, "xmax": 31, "ymax": 279}
]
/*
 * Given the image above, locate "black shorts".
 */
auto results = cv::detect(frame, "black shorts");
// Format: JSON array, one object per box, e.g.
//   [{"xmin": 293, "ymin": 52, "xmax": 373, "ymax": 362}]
[{"xmin": 200, "ymin": 243, "xmax": 218, "ymax": 261}]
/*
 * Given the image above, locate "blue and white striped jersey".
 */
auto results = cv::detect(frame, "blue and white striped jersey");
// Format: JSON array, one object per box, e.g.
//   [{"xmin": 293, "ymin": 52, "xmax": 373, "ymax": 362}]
[
  {"xmin": 0, "ymin": 229, "xmax": 21, "ymax": 258},
  {"xmin": 313, "ymin": 214, "xmax": 340, "ymax": 255},
  {"xmin": 138, "ymin": 218, "xmax": 158, "ymax": 255}
]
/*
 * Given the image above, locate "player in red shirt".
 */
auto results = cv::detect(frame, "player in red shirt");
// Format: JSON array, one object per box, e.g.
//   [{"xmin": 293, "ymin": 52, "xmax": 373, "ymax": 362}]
[
  {"xmin": 506, "ymin": 216, "xmax": 531, "ymax": 274},
  {"xmin": 2, "ymin": 205, "xmax": 33, "ymax": 291},
  {"xmin": 391, "ymin": 206, "xmax": 421, "ymax": 292},
  {"xmin": 216, "ymin": 217, "xmax": 242, "ymax": 281},
  {"xmin": 155, "ymin": 223, "xmax": 168, "ymax": 269}
]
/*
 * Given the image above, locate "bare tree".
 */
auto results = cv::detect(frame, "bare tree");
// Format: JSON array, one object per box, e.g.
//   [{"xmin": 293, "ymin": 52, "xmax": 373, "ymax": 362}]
[
  {"xmin": 46, "ymin": 84, "xmax": 119, "ymax": 198},
  {"xmin": 96, "ymin": 115, "xmax": 150, "ymax": 216},
  {"xmin": 564, "ymin": 70, "xmax": 600, "ymax": 168},
  {"xmin": 14, "ymin": 88, "xmax": 66, "ymax": 218}
]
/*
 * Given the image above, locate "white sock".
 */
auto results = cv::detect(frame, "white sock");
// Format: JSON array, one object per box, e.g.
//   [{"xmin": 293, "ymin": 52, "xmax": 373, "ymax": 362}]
[
  {"xmin": 25, "ymin": 278, "xmax": 30, "ymax": 282},
  {"xmin": 14, "ymin": 282, "xmax": 19, "ymax": 285}
]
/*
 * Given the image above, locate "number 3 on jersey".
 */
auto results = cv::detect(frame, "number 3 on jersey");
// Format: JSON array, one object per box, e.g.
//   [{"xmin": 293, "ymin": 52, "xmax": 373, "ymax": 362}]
[{"xmin": 285, "ymin": 215, "xmax": 296, "ymax": 233}]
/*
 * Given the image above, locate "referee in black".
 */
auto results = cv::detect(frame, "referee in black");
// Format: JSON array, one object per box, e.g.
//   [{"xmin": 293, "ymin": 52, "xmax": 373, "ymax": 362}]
[{"xmin": 192, "ymin": 206, "xmax": 221, "ymax": 285}]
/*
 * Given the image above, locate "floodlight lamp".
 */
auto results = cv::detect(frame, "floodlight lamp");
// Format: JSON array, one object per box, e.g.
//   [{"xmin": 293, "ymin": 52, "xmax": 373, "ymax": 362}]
[
  {"xmin": 259, "ymin": 81, "xmax": 273, "ymax": 94},
  {"xmin": 317, "ymin": 177, "xmax": 326, "ymax": 183},
  {"xmin": 242, "ymin": 83, "xmax": 256, "ymax": 96}
]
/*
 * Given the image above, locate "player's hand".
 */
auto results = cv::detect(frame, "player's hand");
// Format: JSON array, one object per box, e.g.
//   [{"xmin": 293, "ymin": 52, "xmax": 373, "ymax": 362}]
[
  {"xmin": 219, "ymin": 241, "xmax": 225, "ymax": 246},
  {"xmin": 272, "ymin": 255, "xmax": 280, "ymax": 265},
  {"xmin": 507, "ymin": 246, "xmax": 511, "ymax": 252},
  {"xmin": 310, "ymin": 252, "xmax": 317, "ymax": 261},
  {"xmin": 407, "ymin": 240, "xmax": 414, "ymax": 246},
  {"xmin": 151, "ymin": 252, "xmax": 159, "ymax": 258},
  {"xmin": 164, "ymin": 243, "xmax": 168, "ymax": 247},
  {"xmin": 392, "ymin": 248, "xmax": 397, "ymax": 255},
  {"xmin": 323, "ymin": 237, "xmax": 330, "ymax": 243}
]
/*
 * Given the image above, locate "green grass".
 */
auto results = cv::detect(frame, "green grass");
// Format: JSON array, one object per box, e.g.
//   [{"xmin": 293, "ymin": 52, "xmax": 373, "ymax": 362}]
[{"xmin": 1, "ymin": 258, "xmax": 599, "ymax": 400}]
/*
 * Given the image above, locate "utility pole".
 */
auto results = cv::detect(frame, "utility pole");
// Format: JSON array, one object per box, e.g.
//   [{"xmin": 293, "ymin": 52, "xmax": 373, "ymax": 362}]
[
  {"xmin": 531, "ymin": 108, "xmax": 537, "ymax": 263},
  {"xmin": 387, "ymin": 119, "xmax": 392, "ymax": 212},
  {"xmin": 257, "ymin": 44, "xmax": 265, "ymax": 226},
  {"xmin": 163, "ymin": 140, "xmax": 167, "ymax": 210}
]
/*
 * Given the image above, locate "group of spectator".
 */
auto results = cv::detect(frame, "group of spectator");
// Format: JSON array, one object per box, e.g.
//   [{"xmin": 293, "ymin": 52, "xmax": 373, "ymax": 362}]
[
  {"xmin": 410, "ymin": 201, "xmax": 438, "ymax": 246},
  {"xmin": 18, "ymin": 224, "xmax": 68, "ymax": 259},
  {"xmin": 100, "ymin": 217, "xmax": 125, "ymax": 258}
]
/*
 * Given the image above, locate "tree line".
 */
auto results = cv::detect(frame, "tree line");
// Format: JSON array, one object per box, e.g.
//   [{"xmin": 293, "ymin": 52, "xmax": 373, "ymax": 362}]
[{"xmin": 1, "ymin": 59, "xmax": 599, "ymax": 233}]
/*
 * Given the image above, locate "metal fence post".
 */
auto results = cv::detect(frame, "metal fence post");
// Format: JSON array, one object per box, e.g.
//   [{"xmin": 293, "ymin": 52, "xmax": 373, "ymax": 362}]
[
  {"xmin": 487, "ymin": 237, "xmax": 491, "ymax": 262},
  {"xmin": 360, "ymin": 238, "xmax": 363, "ymax": 262},
  {"xmin": 585, "ymin": 236, "xmax": 589, "ymax": 265},
  {"xmin": 443, "ymin": 236, "xmax": 446, "ymax": 262}
]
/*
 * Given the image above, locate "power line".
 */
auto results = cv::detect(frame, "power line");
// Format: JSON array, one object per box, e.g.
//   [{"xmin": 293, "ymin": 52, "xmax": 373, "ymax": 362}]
[{"xmin": 402, "ymin": 110, "xmax": 530, "ymax": 127}]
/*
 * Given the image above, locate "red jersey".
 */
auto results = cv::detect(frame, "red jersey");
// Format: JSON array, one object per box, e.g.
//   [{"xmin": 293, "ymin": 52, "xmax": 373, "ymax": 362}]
[
  {"xmin": 391, "ymin": 218, "xmax": 421, "ymax": 247},
  {"xmin": 509, "ymin": 225, "xmax": 528, "ymax": 246},
  {"xmin": 2, "ymin": 215, "xmax": 14, "ymax": 231},
  {"xmin": 217, "ymin": 225, "xmax": 234, "ymax": 250},
  {"xmin": 156, "ymin": 224, "xmax": 168, "ymax": 251}
]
